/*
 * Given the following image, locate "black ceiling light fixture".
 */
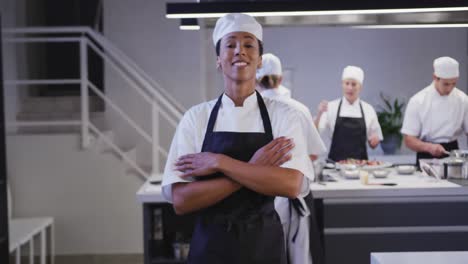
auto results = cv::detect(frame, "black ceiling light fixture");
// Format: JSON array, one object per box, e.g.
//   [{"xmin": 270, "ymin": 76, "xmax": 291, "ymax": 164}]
[
  {"xmin": 166, "ymin": 0, "xmax": 468, "ymax": 19},
  {"xmin": 179, "ymin": 18, "xmax": 200, "ymax": 30}
]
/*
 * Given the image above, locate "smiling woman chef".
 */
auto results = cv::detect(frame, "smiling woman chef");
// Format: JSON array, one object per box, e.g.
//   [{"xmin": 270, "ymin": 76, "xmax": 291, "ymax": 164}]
[
  {"xmin": 161, "ymin": 13, "xmax": 313, "ymax": 264},
  {"xmin": 314, "ymin": 66, "xmax": 383, "ymax": 162}
]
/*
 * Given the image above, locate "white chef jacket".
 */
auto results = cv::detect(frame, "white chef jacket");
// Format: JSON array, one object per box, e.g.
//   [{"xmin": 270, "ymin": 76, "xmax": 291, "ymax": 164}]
[
  {"xmin": 260, "ymin": 85, "xmax": 291, "ymax": 99},
  {"xmin": 161, "ymin": 92, "xmax": 314, "ymax": 203},
  {"xmin": 261, "ymin": 88, "xmax": 325, "ymax": 264},
  {"xmin": 261, "ymin": 89, "xmax": 327, "ymax": 157},
  {"xmin": 318, "ymin": 97, "xmax": 384, "ymax": 143},
  {"xmin": 401, "ymin": 82, "xmax": 468, "ymax": 143}
]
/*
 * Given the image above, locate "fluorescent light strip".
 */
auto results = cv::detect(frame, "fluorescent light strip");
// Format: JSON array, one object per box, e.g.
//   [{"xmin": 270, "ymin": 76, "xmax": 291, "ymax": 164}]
[
  {"xmin": 166, "ymin": 7, "xmax": 468, "ymax": 19},
  {"xmin": 179, "ymin": 25, "xmax": 201, "ymax": 30},
  {"xmin": 355, "ymin": 24, "xmax": 468, "ymax": 29}
]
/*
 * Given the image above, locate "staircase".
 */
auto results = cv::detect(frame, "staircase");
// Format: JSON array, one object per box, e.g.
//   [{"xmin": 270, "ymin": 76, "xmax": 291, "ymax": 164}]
[{"xmin": 2, "ymin": 27, "xmax": 185, "ymax": 181}]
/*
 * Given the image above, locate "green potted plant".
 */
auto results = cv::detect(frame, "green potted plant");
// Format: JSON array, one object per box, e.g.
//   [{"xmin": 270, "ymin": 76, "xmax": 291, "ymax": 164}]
[{"xmin": 376, "ymin": 93, "xmax": 405, "ymax": 154}]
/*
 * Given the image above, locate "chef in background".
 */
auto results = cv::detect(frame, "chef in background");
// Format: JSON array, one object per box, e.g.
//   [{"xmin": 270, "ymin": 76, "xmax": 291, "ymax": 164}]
[
  {"xmin": 257, "ymin": 53, "xmax": 327, "ymax": 160},
  {"xmin": 314, "ymin": 66, "xmax": 383, "ymax": 162},
  {"xmin": 257, "ymin": 53, "xmax": 326, "ymax": 264},
  {"xmin": 256, "ymin": 53, "xmax": 291, "ymax": 99},
  {"xmin": 401, "ymin": 56, "xmax": 468, "ymax": 168}
]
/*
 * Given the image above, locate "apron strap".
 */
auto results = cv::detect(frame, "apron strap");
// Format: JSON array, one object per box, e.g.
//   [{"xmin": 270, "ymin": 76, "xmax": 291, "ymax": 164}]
[
  {"xmin": 358, "ymin": 101, "xmax": 367, "ymax": 138},
  {"xmin": 204, "ymin": 94, "xmax": 223, "ymax": 135},
  {"xmin": 255, "ymin": 90, "xmax": 274, "ymax": 140}
]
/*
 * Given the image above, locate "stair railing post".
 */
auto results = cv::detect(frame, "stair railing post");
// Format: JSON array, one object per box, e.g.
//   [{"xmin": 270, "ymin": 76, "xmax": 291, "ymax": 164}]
[
  {"xmin": 152, "ymin": 101, "xmax": 160, "ymax": 176},
  {"xmin": 80, "ymin": 37, "xmax": 90, "ymax": 148}
]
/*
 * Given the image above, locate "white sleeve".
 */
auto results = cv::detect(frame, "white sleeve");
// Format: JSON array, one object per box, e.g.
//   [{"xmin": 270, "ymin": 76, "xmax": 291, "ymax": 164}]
[
  {"xmin": 400, "ymin": 97, "xmax": 421, "ymax": 137},
  {"xmin": 318, "ymin": 110, "xmax": 333, "ymax": 141},
  {"xmin": 161, "ymin": 110, "xmax": 199, "ymax": 203},
  {"xmin": 301, "ymin": 111, "xmax": 327, "ymax": 155},
  {"xmin": 367, "ymin": 106, "xmax": 384, "ymax": 141},
  {"xmin": 278, "ymin": 111, "xmax": 315, "ymax": 183}
]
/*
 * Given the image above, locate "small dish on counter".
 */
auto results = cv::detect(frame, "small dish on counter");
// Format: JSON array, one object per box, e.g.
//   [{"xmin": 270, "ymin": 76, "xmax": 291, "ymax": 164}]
[
  {"xmin": 372, "ymin": 169, "xmax": 390, "ymax": 178},
  {"xmin": 340, "ymin": 168, "xmax": 360, "ymax": 179},
  {"xmin": 397, "ymin": 165, "xmax": 416, "ymax": 175}
]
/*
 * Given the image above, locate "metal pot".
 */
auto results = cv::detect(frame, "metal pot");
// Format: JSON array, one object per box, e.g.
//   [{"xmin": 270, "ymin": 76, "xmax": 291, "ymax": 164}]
[
  {"xmin": 449, "ymin": 149, "xmax": 468, "ymax": 158},
  {"xmin": 443, "ymin": 158, "xmax": 467, "ymax": 180}
]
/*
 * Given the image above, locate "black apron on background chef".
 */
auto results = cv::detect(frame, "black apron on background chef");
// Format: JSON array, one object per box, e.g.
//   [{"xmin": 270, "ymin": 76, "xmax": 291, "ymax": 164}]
[
  {"xmin": 401, "ymin": 56, "xmax": 468, "ymax": 168},
  {"xmin": 315, "ymin": 66, "xmax": 384, "ymax": 162},
  {"xmin": 257, "ymin": 53, "xmax": 327, "ymax": 264}
]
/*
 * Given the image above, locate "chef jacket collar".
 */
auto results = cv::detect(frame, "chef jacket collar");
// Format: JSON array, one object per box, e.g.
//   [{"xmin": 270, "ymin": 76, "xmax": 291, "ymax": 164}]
[
  {"xmin": 222, "ymin": 91, "xmax": 258, "ymax": 110},
  {"xmin": 342, "ymin": 96, "xmax": 361, "ymax": 107}
]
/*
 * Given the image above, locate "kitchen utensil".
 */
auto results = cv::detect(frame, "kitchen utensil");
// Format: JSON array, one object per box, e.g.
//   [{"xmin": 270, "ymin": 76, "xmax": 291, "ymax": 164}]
[
  {"xmin": 448, "ymin": 149, "xmax": 468, "ymax": 159},
  {"xmin": 366, "ymin": 183, "xmax": 397, "ymax": 186}
]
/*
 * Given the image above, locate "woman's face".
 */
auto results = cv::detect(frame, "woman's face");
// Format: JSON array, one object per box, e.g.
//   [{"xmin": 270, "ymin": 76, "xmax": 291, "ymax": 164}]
[
  {"xmin": 342, "ymin": 79, "xmax": 362, "ymax": 103},
  {"xmin": 217, "ymin": 32, "xmax": 262, "ymax": 83}
]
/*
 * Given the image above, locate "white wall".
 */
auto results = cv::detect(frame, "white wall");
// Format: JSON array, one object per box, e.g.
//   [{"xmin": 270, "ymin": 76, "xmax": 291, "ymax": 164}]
[
  {"xmin": 7, "ymin": 134, "xmax": 144, "ymax": 254},
  {"xmin": 103, "ymin": 0, "xmax": 206, "ymax": 160},
  {"xmin": 204, "ymin": 26, "xmax": 468, "ymax": 153}
]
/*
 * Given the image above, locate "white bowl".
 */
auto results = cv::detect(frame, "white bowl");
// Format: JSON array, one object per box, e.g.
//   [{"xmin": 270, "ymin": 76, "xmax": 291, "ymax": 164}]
[
  {"xmin": 341, "ymin": 169, "xmax": 360, "ymax": 179},
  {"xmin": 397, "ymin": 165, "xmax": 416, "ymax": 175},
  {"xmin": 373, "ymin": 169, "xmax": 390, "ymax": 178}
]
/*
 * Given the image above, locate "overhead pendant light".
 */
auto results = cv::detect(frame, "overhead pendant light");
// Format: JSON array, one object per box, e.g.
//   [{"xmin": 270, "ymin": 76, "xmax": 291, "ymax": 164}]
[
  {"xmin": 179, "ymin": 18, "xmax": 200, "ymax": 30},
  {"xmin": 166, "ymin": 1, "xmax": 468, "ymax": 19}
]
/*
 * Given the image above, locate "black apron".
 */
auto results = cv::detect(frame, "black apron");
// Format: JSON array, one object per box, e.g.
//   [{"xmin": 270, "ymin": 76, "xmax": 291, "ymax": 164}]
[
  {"xmin": 187, "ymin": 91, "xmax": 286, "ymax": 264},
  {"xmin": 328, "ymin": 99, "xmax": 368, "ymax": 162},
  {"xmin": 416, "ymin": 140, "xmax": 459, "ymax": 169},
  {"xmin": 288, "ymin": 192, "xmax": 325, "ymax": 264}
]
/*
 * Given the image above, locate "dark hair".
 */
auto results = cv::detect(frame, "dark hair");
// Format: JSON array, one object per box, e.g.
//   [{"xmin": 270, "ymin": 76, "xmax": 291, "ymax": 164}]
[
  {"xmin": 215, "ymin": 39, "xmax": 264, "ymax": 56},
  {"xmin": 258, "ymin": 75, "xmax": 281, "ymax": 89}
]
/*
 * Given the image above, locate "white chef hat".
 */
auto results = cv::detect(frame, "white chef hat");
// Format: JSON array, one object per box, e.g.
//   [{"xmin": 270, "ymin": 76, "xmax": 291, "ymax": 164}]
[
  {"xmin": 256, "ymin": 53, "xmax": 282, "ymax": 79},
  {"xmin": 212, "ymin": 13, "xmax": 262, "ymax": 46},
  {"xmin": 433, "ymin": 56, "xmax": 459, "ymax": 79},
  {"xmin": 342, "ymin": 65, "xmax": 364, "ymax": 84}
]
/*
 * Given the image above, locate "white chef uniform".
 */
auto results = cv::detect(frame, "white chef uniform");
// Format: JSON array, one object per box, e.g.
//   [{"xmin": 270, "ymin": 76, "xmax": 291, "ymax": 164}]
[
  {"xmin": 401, "ymin": 83, "xmax": 468, "ymax": 143},
  {"xmin": 161, "ymin": 92, "xmax": 314, "ymax": 203},
  {"xmin": 258, "ymin": 53, "xmax": 326, "ymax": 264},
  {"xmin": 261, "ymin": 85, "xmax": 291, "ymax": 99},
  {"xmin": 263, "ymin": 88, "xmax": 326, "ymax": 264},
  {"xmin": 318, "ymin": 97, "xmax": 384, "ymax": 146}
]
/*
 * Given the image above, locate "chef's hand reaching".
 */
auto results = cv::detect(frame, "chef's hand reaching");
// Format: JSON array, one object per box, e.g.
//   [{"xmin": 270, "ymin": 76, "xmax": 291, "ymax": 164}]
[
  {"xmin": 175, "ymin": 152, "xmax": 221, "ymax": 178},
  {"xmin": 249, "ymin": 137, "xmax": 295, "ymax": 166},
  {"xmin": 427, "ymin": 143, "xmax": 447, "ymax": 157},
  {"xmin": 317, "ymin": 100, "xmax": 328, "ymax": 115},
  {"xmin": 368, "ymin": 133, "xmax": 380, "ymax": 149},
  {"xmin": 314, "ymin": 100, "xmax": 329, "ymax": 127}
]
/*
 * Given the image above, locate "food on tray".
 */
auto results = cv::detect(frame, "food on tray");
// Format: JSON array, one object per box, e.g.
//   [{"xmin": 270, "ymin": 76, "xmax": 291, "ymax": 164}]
[{"xmin": 338, "ymin": 159, "xmax": 384, "ymax": 166}]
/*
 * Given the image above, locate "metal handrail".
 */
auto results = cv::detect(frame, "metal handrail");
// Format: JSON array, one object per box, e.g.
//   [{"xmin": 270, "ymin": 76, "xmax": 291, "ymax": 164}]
[
  {"xmin": 2, "ymin": 27, "xmax": 184, "ymax": 180},
  {"xmin": 87, "ymin": 80, "xmax": 153, "ymax": 144},
  {"xmin": 3, "ymin": 27, "xmax": 185, "ymax": 119}
]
